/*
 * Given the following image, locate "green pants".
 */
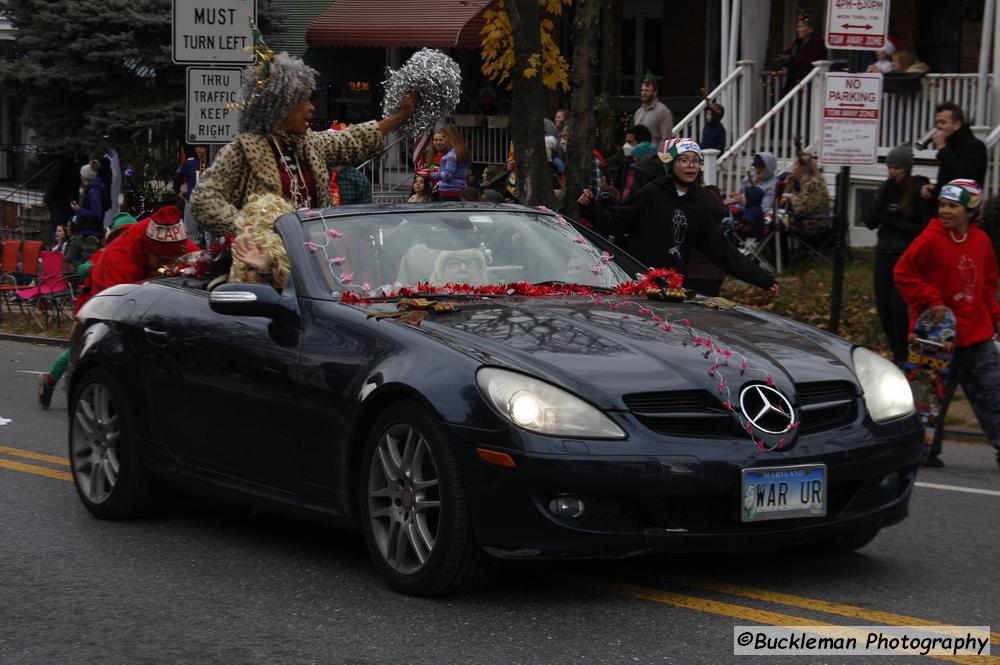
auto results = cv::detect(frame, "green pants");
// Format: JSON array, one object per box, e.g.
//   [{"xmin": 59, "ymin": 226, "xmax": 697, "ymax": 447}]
[{"xmin": 49, "ymin": 350, "xmax": 70, "ymax": 382}]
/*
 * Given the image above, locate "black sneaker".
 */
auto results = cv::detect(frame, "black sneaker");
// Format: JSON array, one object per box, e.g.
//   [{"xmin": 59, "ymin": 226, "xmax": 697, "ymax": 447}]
[
  {"xmin": 922, "ymin": 455, "xmax": 944, "ymax": 468},
  {"xmin": 37, "ymin": 373, "xmax": 55, "ymax": 409}
]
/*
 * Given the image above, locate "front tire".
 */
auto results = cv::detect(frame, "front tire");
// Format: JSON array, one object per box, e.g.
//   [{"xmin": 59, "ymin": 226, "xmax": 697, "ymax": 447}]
[
  {"xmin": 69, "ymin": 367, "xmax": 152, "ymax": 519},
  {"xmin": 360, "ymin": 400, "xmax": 494, "ymax": 596}
]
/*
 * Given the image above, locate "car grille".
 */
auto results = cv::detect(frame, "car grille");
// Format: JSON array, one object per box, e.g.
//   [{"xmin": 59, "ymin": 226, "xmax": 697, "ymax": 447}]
[
  {"xmin": 796, "ymin": 381, "xmax": 857, "ymax": 434},
  {"xmin": 623, "ymin": 389, "xmax": 741, "ymax": 438},
  {"xmin": 623, "ymin": 381, "xmax": 858, "ymax": 439}
]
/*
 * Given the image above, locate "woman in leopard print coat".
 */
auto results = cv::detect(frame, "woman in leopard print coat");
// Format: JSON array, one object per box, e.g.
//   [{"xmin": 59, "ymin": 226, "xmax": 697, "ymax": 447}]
[
  {"xmin": 192, "ymin": 52, "xmax": 415, "ymax": 237},
  {"xmin": 190, "ymin": 51, "xmax": 415, "ymax": 283}
]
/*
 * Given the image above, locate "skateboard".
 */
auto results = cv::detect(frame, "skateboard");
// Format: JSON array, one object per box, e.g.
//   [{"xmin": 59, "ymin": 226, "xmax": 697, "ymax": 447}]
[{"xmin": 903, "ymin": 307, "xmax": 957, "ymax": 460}]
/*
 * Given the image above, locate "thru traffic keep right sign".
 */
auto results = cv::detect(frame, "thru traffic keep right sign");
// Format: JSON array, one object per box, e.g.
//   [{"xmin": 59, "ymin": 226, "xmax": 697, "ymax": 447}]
[
  {"xmin": 825, "ymin": 0, "xmax": 891, "ymax": 51},
  {"xmin": 186, "ymin": 67, "xmax": 242, "ymax": 144}
]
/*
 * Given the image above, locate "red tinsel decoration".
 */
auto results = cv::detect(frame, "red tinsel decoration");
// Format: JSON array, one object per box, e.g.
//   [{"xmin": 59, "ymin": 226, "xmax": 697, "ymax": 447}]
[
  {"xmin": 340, "ymin": 267, "xmax": 683, "ymax": 304},
  {"xmin": 163, "ymin": 235, "xmax": 235, "ymax": 278}
]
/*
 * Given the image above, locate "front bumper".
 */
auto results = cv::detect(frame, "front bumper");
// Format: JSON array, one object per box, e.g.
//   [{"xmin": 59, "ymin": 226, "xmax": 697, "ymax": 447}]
[{"xmin": 455, "ymin": 416, "xmax": 923, "ymax": 558}]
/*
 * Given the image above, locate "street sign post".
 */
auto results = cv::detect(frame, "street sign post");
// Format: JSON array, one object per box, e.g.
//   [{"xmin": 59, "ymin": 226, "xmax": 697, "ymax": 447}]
[
  {"xmin": 173, "ymin": 0, "xmax": 256, "ymax": 64},
  {"xmin": 825, "ymin": 0, "xmax": 891, "ymax": 50},
  {"xmin": 186, "ymin": 67, "xmax": 242, "ymax": 144},
  {"xmin": 819, "ymin": 72, "xmax": 883, "ymax": 165}
]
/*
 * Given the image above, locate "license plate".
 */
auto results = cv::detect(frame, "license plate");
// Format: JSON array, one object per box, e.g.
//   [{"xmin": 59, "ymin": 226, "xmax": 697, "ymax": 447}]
[{"xmin": 741, "ymin": 464, "xmax": 827, "ymax": 522}]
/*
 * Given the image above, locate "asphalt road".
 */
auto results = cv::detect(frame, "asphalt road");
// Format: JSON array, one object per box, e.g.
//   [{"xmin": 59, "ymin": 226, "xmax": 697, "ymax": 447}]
[{"xmin": 1, "ymin": 339, "xmax": 997, "ymax": 665}]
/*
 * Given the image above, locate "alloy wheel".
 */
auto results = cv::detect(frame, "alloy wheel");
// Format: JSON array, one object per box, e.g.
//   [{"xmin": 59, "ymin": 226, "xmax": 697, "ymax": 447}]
[
  {"xmin": 71, "ymin": 382, "xmax": 121, "ymax": 504},
  {"xmin": 367, "ymin": 423, "xmax": 441, "ymax": 575}
]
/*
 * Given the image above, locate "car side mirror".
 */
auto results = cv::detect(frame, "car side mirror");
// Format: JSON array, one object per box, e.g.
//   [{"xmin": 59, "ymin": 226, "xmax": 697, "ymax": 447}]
[{"xmin": 209, "ymin": 282, "xmax": 296, "ymax": 321}]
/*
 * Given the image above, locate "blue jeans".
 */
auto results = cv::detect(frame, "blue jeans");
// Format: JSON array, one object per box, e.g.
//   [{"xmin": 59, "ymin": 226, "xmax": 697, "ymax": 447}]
[{"xmin": 930, "ymin": 340, "xmax": 1000, "ymax": 459}]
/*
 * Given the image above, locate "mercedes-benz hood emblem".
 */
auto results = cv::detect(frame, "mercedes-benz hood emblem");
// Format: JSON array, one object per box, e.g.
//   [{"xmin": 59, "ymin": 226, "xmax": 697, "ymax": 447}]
[{"xmin": 739, "ymin": 384, "xmax": 795, "ymax": 434}]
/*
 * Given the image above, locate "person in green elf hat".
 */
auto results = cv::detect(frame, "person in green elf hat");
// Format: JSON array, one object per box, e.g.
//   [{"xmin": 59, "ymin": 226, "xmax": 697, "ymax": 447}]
[
  {"xmin": 37, "ymin": 211, "xmax": 139, "ymax": 408},
  {"xmin": 633, "ymin": 69, "xmax": 673, "ymax": 147}
]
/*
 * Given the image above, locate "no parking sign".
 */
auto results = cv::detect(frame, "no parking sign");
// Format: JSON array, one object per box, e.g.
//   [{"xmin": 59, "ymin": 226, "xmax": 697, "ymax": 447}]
[{"xmin": 819, "ymin": 73, "xmax": 882, "ymax": 165}]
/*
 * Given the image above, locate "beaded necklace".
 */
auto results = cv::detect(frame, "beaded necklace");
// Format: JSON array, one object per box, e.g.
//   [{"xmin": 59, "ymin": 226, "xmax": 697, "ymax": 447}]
[{"xmin": 272, "ymin": 137, "xmax": 311, "ymax": 209}]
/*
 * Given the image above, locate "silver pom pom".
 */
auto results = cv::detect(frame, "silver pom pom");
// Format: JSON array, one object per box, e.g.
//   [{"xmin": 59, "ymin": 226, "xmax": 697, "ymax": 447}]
[{"xmin": 382, "ymin": 49, "xmax": 462, "ymax": 139}]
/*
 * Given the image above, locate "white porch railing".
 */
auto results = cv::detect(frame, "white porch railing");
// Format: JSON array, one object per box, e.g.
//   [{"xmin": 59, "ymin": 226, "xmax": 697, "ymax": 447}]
[
  {"xmin": 672, "ymin": 61, "xmax": 754, "ymax": 144},
  {"xmin": 984, "ymin": 124, "xmax": 1000, "ymax": 198},
  {"xmin": 709, "ymin": 61, "xmax": 832, "ymax": 195},
  {"xmin": 757, "ymin": 70, "xmax": 992, "ymax": 151},
  {"xmin": 462, "ymin": 117, "xmax": 511, "ymax": 165},
  {"xmin": 760, "ymin": 70, "xmax": 788, "ymax": 118},
  {"xmin": 357, "ymin": 135, "xmax": 414, "ymax": 204},
  {"xmin": 356, "ymin": 121, "xmax": 511, "ymax": 204},
  {"xmin": 881, "ymin": 74, "xmax": 993, "ymax": 148}
]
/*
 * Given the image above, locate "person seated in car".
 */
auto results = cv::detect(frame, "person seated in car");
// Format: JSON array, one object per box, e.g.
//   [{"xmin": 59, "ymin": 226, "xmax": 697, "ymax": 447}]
[
  {"xmin": 430, "ymin": 248, "xmax": 488, "ymax": 286},
  {"xmin": 227, "ymin": 194, "xmax": 296, "ymax": 289},
  {"xmin": 566, "ymin": 256, "xmax": 591, "ymax": 284}
]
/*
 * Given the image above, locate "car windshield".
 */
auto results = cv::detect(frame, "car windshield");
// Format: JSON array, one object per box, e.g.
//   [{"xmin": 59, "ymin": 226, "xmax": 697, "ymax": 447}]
[{"xmin": 300, "ymin": 210, "xmax": 637, "ymax": 295}]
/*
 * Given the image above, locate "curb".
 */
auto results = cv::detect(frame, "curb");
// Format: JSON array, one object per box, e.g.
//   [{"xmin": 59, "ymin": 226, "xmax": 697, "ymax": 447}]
[
  {"xmin": 0, "ymin": 332, "xmax": 71, "ymax": 347},
  {"xmin": 942, "ymin": 427, "xmax": 986, "ymax": 440}
]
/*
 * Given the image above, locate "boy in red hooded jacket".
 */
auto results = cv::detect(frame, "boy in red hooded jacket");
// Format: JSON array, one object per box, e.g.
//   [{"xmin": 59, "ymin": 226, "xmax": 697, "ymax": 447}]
[
  {"xmin": 894, "ymin": 179, "xmax": 1000, "ymax": 469},
  {"xmin": 38, "ymin": 205, "xmax": 199, "ymax": 407}
]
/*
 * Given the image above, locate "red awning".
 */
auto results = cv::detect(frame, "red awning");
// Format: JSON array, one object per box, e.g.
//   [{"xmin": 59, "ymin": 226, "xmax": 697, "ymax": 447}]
[{"xmin": 306, "ymin": 0, "xmax": 495, "ymax": 49}]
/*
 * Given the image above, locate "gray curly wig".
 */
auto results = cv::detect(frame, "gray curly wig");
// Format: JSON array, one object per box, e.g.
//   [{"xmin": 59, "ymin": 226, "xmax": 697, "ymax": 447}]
[{"xmin": 238, "ymin": 52, "xmax": 317, "ymax": 134}]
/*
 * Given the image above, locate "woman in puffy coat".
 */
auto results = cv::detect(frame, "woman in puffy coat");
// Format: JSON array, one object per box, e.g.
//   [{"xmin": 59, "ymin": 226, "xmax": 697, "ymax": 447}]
[{"xmin": 71, "ymin": 159, "xmax": 106, "ymax": 239}]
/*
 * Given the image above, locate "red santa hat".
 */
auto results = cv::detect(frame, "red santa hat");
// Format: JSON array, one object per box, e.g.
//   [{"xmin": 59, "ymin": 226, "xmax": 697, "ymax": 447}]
[
  {"xmin": 883, "ymin": 35, "xmax": 898, "ymax": 55},
  {"xmin": 140, "ymin": 205, "xmax": 190, "ymax": 256}
]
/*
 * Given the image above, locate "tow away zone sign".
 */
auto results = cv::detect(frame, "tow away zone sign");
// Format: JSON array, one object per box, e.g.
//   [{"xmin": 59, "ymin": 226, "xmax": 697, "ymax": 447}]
[
  {"xmin": 826, "ymin": 0, "xmax": 890, "ymax": 50},
  {"xmin": 187, "ymin": 67, "xmax": 242, "ymax": 144},
  {"xmin": 820, "ymin": 73, "xmax": 882, "ymax": 165}
]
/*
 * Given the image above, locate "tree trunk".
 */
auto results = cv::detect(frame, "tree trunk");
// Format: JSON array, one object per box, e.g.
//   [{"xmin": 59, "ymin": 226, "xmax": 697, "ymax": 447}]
[
  {"xmin": 559, "ymin": 0, "xmax": 601, "ymax": 220},
  {"xmin": 507, "ymin": 0, "xmax": 555, "ymax": 207}
]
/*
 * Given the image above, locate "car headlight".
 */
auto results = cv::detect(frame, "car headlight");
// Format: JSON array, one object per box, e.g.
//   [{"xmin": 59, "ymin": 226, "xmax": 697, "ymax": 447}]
[
  {"xmin": 476, "ymin": 367, "xmax": 626, "ymax": 439},
  {"xmin": 852, "ymin": 347, "xmax": 915, "ymax": 422}
]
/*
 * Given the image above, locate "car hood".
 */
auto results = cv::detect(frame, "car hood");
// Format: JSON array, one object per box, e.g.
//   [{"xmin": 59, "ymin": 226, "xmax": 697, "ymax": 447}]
[{"xmin": 364, "ymin": 296, "xmax": 859, "ymax": 409}]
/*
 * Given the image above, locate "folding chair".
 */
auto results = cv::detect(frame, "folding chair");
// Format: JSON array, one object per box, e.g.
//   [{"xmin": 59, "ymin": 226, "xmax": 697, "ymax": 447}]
[
  {"xmin": 0, "ymin": 240, "xmax": 43, "ymax": 319},
  {"xmin": 0, "ymin": 240, "xmax": 22, "ymax": 317},
  {"xmin": 731, "ymin": 211, "xmax": 779, "ymax": 273},
  {"xmin": 785, "ymin": 215, "xmax": 836, "ymax": 267},
  {"xmin": 13, "ymin": 251, "xmax": 75, "ymax": 329}
]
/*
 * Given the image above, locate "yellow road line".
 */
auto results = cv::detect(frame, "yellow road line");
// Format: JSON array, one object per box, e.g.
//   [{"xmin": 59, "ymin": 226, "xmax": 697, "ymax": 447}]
[
  {"xmin": 592, "ymin": 580, "xmax": 996, "ymax": 664},
  {"xmin": 658, "ymin": 575, "xmax": 1000, "ymax": 646},
  {"xmin": 0, "ymin": 444, "xmax": 70, "ymax": 467},
  {"xmin": 0, "ymin": 458, "xmax": 72, "ymax": 482}
]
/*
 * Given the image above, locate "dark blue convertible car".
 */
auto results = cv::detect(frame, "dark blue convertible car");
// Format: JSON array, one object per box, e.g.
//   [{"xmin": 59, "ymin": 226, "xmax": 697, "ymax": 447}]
[{"xmin": 67, "ymin": 203, "xmax": 923, "ymax": 595}]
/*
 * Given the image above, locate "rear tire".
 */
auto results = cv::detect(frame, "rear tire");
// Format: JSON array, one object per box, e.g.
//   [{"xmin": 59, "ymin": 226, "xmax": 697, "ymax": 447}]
[
  {"xmin": 69, "ymin": 367, "xmax": 152, "ymax": 519},
  {"xmin": 359, "ymin": 400, "xmax": 495, "ymax": 596}
]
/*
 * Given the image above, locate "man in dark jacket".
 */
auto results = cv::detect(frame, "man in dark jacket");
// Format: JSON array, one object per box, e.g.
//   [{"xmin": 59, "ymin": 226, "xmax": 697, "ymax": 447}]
[
  {"xmin": 920, "ymin": 102, "xmax": 987, "ymax": 208},
  {"xmin": 579, "ymin": 138, "xmax": 778, "ymax": 295}
]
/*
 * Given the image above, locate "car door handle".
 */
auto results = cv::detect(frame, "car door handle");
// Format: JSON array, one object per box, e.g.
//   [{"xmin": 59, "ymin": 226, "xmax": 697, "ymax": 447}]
[{"xmin": 143, "ymin": 327, "xmax": 170, "ymax": 347}]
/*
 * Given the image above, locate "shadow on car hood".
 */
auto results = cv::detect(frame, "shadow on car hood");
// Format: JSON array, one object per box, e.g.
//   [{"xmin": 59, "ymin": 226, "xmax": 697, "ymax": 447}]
[{"xmin": 405, "ymin": 296, "xmax": 857, "ymax": 406}]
